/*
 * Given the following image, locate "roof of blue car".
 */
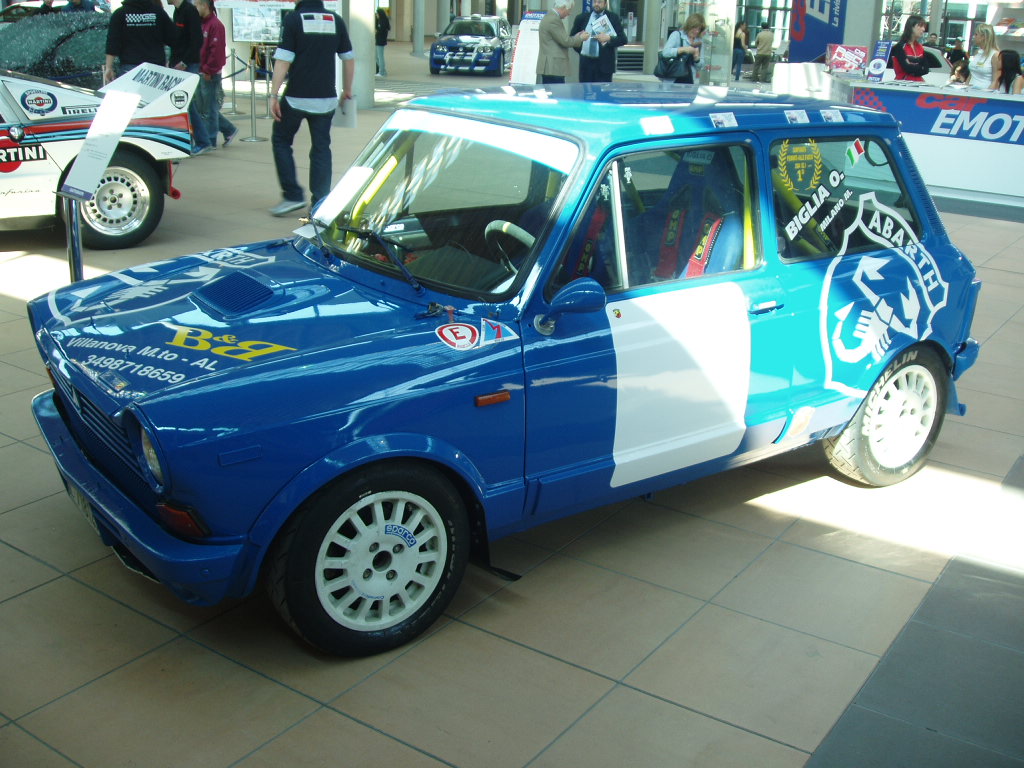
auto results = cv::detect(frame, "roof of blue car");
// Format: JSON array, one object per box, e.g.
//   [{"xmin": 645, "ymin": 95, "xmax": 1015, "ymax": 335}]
[{"xmin": 407, "ymin": 82, "xmax": 896, "ymax": 149}]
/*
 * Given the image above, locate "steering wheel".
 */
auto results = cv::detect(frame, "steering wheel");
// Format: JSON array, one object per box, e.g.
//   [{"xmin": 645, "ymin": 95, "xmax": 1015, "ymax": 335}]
[{"xmin": 484, "ymin": 220, "xmax": 534, "ymax": 275}]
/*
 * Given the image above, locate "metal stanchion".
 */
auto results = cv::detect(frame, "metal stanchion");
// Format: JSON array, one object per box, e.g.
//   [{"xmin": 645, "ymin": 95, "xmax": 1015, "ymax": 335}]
[
  {"xmin": 241, "ymin": 61, "xmax": 268, "ymax": 143},
  {"xmin": 62, "ymin": 196, "xmax": 84, "ymax": 283},
  {"xmin": 222, "ymin": 52, "xmax": 247, "ymax": 116}
]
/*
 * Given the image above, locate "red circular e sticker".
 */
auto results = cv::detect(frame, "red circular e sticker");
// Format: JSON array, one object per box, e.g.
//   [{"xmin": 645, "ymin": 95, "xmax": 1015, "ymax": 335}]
[{"xmin": 436, "ymin": 323, "xmax": 479, "ymax": 350}]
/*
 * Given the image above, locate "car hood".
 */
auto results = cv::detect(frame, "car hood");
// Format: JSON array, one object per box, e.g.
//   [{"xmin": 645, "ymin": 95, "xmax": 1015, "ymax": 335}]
[
  {"xmin": 31, "ymin": 238, "xmax": 482, "ymax": 403},
  {"xmin": 437, "ymin": 34, "xmax": 496, "ymax": 44}
]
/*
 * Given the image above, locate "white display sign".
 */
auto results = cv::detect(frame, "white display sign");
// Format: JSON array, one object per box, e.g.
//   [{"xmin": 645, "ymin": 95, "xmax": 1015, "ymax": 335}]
[
  {"xmin": 61, "ymin": 63, "xmax": 198, "ymax": 202},
  {"xmin": 59, "ymin": 89, "xmax": 141, "ymax": 201},
  {"xmin": 509, "ymin": 12, "xmax": 544, "ymax": 86}
]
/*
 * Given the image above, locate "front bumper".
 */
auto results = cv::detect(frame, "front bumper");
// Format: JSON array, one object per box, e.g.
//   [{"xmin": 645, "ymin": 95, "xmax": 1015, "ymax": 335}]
[
  {"xmin": 32, "ymin": 390, "xmax": 248, "ymax": 606},
  {"xmin": 431, "ymin": 51, "xmax": 501, "ymax": 73}
]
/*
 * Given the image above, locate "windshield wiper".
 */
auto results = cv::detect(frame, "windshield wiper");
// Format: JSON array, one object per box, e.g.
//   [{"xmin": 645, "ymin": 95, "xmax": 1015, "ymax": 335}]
[{"xmin": 333, "ymin": 224, "xmax": 424, "ymax": 294}]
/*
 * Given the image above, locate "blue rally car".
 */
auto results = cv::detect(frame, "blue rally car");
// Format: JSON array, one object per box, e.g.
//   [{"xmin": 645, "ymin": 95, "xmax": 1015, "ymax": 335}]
[
  {"xmin": 28, "ymin": 85, "xmax": 980, "ymax": 656},
  {"xmin": 429, "ymin": 14, "xmax": 512, "ymax": 76}
]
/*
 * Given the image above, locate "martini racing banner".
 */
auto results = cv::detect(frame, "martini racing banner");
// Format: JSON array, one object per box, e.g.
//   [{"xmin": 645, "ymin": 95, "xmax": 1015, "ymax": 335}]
[{"xmin": 852, "ymin": 87, "xmax": 1024, "ymax": 146}]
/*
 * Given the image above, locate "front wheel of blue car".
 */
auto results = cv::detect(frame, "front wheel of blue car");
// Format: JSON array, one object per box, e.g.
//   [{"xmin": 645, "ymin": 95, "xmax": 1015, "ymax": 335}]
[{"xmin": 266, "ymin": 462, "xmax": 469, "ymax": 656}]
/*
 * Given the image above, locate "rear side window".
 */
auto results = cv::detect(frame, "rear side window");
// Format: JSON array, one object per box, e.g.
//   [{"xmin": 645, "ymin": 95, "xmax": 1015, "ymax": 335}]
[{"xmin": 771, "ymin": 136, "xmax": 923, "ymax": 260}]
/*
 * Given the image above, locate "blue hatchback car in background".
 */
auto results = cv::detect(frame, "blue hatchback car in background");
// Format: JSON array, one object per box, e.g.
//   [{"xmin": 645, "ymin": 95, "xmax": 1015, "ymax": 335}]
[
  {"xmin": 429, "ymin": 14, "xmax": 512, "ymax": 76},
  {"xmin": 28, "ymin": 84, "xmax": 981, "ymax": 656}
]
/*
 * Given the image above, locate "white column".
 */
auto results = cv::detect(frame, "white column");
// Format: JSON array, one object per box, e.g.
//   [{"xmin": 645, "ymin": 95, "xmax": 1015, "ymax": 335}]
[
  {"xmin": 437, "ymin": 0, "xmax": 449, "ymax": 37},
  {"xmin": 843, "ymin": 0, "xmax": 885, "ymax": 49},
  {"xmin": 339, "ymin": 0, "xmax": 374, "ymax": 109},
  {"xmin": 413, "ymin": 0, "xmax": 426, "ymax": 55},
  {"xmin": 927, "ymin": 0, "xmax": 943, "ymax": 40}
]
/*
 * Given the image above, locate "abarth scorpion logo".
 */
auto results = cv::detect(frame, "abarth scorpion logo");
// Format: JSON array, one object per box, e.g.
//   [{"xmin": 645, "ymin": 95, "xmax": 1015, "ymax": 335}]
[{"xmin": 821, "ymin": 193, "xmax": 949, "ymax": 397}]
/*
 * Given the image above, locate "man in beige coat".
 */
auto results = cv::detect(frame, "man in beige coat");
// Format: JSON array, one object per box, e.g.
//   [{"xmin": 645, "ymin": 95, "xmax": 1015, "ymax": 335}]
[{"xmin": 537, "ymin": 0, "xmax": 585, "ymax": 84}]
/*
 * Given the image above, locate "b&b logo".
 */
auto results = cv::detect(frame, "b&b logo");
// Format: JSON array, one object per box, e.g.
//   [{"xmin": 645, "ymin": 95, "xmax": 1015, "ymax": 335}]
[{"xmin": 21, "ymin": 89, "xmax": 58, "ymax": 116}]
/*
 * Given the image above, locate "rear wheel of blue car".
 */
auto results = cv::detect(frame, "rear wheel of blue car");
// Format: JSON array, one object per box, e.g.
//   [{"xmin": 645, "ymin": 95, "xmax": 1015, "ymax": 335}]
[
  {"xmin": 824, "ymin": 346, "xmax": 947, "ymax": 487},
  {"xmin": 267, "ymin": 462, "xmax": 469, "ymax": 656},
  {"xmin": 77, "ymin": 150, "xmax": 163, "ymax": 250}
]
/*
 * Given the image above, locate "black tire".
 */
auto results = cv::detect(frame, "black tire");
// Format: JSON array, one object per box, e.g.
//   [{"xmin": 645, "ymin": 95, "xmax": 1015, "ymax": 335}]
[
  {"xmin": 823, "ymin": 346, "xmax": 947, "ymax": 487},
  {"xmin": 266, "ymin": 462, "xmax": 469, "ymax": 656},
  {"xmin": 493, "ymin": 51, "xmax": 505, "ymax": 76},
  {"xmin": 78, "ymin": 150, "xmax": 163, "ymax": 249},
  {"xmin": 429, "ymin": 65, "xmax": 441, "ymax": 75}
]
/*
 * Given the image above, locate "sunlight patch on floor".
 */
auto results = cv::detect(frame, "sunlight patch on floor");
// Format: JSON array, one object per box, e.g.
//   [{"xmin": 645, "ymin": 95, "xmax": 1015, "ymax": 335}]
[
  {"xmin": 0, "ymin": 250, "xmax": 107, "ymax": 302},
  {"xmin": 756, "ymin": 464, "xmax": 1024, "ymax": 572}
]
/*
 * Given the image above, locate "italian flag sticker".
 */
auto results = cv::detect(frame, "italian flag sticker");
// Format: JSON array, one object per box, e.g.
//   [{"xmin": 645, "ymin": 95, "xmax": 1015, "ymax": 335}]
[{"xmin": 846, "ymin": 139, "xmax": 865, "ymax": 166}]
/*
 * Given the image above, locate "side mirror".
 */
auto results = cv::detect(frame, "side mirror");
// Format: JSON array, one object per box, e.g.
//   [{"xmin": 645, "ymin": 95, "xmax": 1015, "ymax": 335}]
[{"xmin": 534, "ymin": 277, "xmax": 606, "ymax": 335}]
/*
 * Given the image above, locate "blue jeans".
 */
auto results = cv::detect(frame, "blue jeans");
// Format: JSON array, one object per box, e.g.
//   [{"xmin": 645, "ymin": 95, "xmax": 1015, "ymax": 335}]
[
  {"xmin": 271, "ymin": 97, "xmax": 333, "ymax": 205},
  {"xmin": 186, "ymin": 63, "xmax": 213, "ymax": 150},
  {"xmin": 195, "ymin": 73, "xmax": 237, "ymax": 147},
  {"xmin": 375, "ymin": 45, "xmax": 387, "ymax": 76},
  {"xmin": 732, "ymin": 48, "xmax": 745, "ymax": 80}
]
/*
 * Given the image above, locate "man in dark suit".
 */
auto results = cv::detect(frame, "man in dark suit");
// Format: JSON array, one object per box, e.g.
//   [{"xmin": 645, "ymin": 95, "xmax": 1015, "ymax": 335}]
[{"xmin": 569, "ymin": 0, "xmax": 625, "ymax": 83}]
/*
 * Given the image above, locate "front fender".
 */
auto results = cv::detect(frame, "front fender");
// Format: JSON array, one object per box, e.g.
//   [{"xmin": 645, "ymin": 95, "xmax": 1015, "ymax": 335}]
[{"xmin": 239, "ymin": 432, "xmax": 527, "ymax": 594}]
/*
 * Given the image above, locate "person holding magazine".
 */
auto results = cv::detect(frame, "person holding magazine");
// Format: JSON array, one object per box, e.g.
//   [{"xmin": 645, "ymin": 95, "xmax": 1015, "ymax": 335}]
[{"xmin": 570, "ymin": 0, "xmax": 625, "ymax": 83}]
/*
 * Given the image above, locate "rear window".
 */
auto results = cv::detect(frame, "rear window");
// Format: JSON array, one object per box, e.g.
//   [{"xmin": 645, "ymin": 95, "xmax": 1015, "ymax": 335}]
[{"xmin": 770, "ymin": 136, "xmax": 923, "ymax": 260}]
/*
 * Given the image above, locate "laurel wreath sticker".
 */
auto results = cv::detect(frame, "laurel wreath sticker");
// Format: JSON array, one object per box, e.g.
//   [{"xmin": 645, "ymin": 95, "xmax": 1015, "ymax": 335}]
[{"xmin": 778, "ymin": 139, "xmax": 824, "ymax": 193}]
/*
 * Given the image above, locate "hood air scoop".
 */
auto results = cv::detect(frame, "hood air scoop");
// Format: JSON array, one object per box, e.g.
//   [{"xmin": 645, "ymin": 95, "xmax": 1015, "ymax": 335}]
[{"xmin": 193, "ymin": 271, "xmax": 275, "ymax": 317}]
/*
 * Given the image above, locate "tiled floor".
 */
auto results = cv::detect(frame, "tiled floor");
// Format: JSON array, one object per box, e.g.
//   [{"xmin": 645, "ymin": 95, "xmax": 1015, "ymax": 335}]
[{"xmin": 1, "ymin": 47, "xmax": 1023, "ymax": 767}]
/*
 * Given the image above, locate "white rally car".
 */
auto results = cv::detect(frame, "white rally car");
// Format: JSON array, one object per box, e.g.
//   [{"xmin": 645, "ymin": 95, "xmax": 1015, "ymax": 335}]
[{"xmin": 1, "ymin": 69, "xmax": 195, "ymax": 248}]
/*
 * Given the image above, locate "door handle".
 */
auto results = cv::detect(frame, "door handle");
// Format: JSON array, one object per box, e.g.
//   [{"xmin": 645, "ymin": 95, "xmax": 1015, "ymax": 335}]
[{"xmin": 749, "ymin": 300, "xmax": 783, "ymax": 315}]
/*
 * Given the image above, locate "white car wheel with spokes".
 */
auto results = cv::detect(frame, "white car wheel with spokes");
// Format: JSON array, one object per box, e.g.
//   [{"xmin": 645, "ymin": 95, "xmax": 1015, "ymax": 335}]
[
  {"xmin": 824, "ymin": 346, "xmax": 947, "ymax": 487},
  {"xmin": 267, "ymin": 462, "xmax": 468, "ymax": 656},
  {"xmin": 314, "ymin": 489, "xmax": 447, "ymax": 632},
  {"xmin": 861, "ymin": 363, "xmax": 938, "ymax": 469},
  {"xmin": 77, "ymin": 150, "xmax": 163, "ymax": 249}
]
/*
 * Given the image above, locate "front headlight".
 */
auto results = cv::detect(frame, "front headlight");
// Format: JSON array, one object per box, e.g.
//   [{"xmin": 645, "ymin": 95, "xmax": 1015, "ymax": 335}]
[
  {"xmin": 478, "ymin": 44, "xmax": 493, "ymax": 54},
  {"xmin": 435, "ymin": 45, "xmax": 448, "ymax": 53},
  {"xmin": 139, "ymin": 425, "xmax": 165, "ymax": 488}
]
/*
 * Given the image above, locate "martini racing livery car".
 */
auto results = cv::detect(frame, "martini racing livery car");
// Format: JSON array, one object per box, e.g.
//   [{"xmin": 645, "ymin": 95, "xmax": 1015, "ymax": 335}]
[
  {"xmin": 1, "ymin": 68, "xmax": 194, "ymax": 249},
  {"xmin": 28, "ymin": 84, "xmax": 980, "ymax": 656},
  {"xmin": 429, "ymin": 14, "xmax": 512, "ymax": 75}
]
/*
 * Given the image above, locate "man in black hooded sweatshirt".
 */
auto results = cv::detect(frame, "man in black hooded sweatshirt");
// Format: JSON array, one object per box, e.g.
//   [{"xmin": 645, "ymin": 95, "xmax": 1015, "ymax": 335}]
[{"xmin": 103, "ymin": 0, "xmax": 177, "ymax": 84}]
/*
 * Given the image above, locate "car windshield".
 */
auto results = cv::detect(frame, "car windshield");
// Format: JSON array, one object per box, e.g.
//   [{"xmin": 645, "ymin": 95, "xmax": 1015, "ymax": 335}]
[
  {"xmin": 311, "ymin": 109, "xmax": 578, "ymax": 298},
  {"xmin": 0, "ymin": 13, "xmax": 106, "ymax": 88},
  {"xmin": 445, "ymin": 19, "xmax": 495, "ymax": 36}
]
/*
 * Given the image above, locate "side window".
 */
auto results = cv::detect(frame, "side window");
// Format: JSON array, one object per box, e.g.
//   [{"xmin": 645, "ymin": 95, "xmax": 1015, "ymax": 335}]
[
  {"xmin": 771, "ymin": 136, "xmax": 923, "ymax": 260},
  {"xmin": 551, "ymin": 168, "xmax": 622, "ymax": 293},
  {"xmin": 550, "ymin": 144, "xmax": 760, "ymax": 294}
]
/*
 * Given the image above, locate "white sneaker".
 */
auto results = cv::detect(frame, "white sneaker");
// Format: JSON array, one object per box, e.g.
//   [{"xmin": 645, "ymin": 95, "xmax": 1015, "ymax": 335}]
[{"xmin": 269, "ymin": 199, "xmax": 305, "ymax": 217}]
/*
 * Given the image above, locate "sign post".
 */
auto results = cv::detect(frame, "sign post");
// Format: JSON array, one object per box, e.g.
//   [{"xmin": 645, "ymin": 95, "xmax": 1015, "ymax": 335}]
[{"xmin": 57, "ymin": 63, "xmax": 197, "ymax": 282}]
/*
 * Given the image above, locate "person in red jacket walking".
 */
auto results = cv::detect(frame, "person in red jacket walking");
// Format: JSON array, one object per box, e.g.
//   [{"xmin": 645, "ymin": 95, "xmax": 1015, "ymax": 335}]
[{"xmin": 195, "ymin": 0, "xmax": 239, "ymax": 149}]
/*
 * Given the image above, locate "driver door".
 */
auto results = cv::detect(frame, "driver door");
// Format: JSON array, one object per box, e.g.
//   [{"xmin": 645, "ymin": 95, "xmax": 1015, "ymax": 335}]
[{"xmin": 521, "ymin": 139, "xmax": 795, "ymax": 522}]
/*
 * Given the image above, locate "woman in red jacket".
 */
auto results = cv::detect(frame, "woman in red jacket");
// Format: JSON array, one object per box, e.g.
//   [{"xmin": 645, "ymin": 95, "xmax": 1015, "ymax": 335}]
[
  {"xmin": 195, "ymin": 0, "xmax": 239, "ymax": 149},
  {"xmin": 893, "ymin": 15, "xmax": 929, "ymax": 82}
]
